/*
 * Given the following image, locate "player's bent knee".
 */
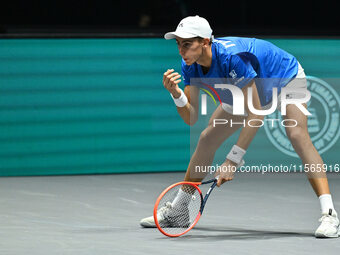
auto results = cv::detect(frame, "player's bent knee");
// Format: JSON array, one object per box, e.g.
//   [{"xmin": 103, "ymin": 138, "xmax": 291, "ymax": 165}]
[
  {"xmin": 198, "ymin": 127, "xmax": 218, "ymax": 149},
  {"xmin": 285, "ymin": 126, "xmax": 309, "ymax": 143},
  {"xmin": 198, "ymin": 128, "xmax": 212, "ymax": 144}
]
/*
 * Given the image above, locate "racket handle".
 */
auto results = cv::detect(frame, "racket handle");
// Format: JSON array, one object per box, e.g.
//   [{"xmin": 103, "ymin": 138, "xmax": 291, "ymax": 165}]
[
  {"xmin": 202, "ymin": 161, "xmax": 244, "ymax": 184},
  {"xmin": 201, "ymin": 177, "xmax": 217, "ymax": 184}
]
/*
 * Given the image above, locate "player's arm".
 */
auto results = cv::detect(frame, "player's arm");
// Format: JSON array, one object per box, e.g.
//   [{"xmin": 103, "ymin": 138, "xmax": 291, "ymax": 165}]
[
  {"xmin": 163, "ymin": 69, "xmax": 199, "ymax": 125},
  {"xmin": 216, "ymin": 80, "xmax": 263, "ymax": 186}
]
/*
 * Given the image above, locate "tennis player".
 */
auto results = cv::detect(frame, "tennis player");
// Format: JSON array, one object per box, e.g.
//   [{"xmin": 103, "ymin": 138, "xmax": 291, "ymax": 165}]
[{"xmin": 140, "ymin": 15, "xmax": 339, "ymax": 238}]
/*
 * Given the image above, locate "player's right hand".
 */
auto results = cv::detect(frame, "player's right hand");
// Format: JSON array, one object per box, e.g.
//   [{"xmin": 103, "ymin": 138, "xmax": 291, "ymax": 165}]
[
  {"xmin": 215, "ymin": 160, "xmax": 237, "ymax": 187},
  {"xmin": 163, "ymin": 69, "xmax": 182, "ymax": 98}
]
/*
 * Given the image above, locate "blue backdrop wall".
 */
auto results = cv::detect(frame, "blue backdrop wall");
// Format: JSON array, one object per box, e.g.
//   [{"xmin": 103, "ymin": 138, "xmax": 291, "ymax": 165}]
[{"xmin": 0, "ymin": 38, "xmax": 339, "ymax": 176}]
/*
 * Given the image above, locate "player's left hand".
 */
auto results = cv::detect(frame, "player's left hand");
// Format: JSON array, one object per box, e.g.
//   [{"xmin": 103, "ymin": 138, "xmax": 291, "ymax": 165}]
[{"xmin": 215, "ymin": 160, "xmax": 238, "ymax": 187}]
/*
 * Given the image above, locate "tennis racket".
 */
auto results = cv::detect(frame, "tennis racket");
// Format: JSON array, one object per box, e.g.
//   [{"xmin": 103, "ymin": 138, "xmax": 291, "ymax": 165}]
[{"xmin": 153, "ymin": 176, "xmax": 218, "ymax": 237}]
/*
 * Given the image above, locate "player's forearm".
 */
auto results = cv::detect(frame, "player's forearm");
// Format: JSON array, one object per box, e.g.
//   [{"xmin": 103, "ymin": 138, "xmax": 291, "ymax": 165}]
[
  {"xmin": 176, "ymin": 103, "xmax": 198, "ymax": 126},
  {"xmin": 236, "ymin": 114, "xmax": 264, "ymax": 150},
  {"xmin": 170, "ymin": 86, "xmax": 198, "ymax": 126}
]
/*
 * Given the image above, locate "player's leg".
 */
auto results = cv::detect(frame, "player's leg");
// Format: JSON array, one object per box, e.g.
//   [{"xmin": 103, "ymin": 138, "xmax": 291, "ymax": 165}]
[
  {"xmin": 140, "ymin": 104, "xmax": 244, "ymax": 227},
  {"xmin": 284, "ymin": 104, "xmax": 330, "ymax": 194},
  {"xmin": 184, "ymin": 104, "xmax": 245, "ymax": 182},
  {"xmin": 284, "ymin": 103, "xmax": 339, "ymax": 237}
]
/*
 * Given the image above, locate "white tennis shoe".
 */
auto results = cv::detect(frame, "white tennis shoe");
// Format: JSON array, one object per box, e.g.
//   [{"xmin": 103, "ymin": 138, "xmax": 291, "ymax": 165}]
[
  {"xmin": 315, "ymin": 209, "xmax": 340, "ymax": 238},
  {"xmin": 140, "ymin": 202, "xmax": 189, "ymax": 228}
]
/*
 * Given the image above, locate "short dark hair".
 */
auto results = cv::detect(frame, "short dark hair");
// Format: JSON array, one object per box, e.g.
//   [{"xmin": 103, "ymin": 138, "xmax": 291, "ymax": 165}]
[{"xmin": 194, "ymin": 36, "xmax": 213, "ymax": 45}]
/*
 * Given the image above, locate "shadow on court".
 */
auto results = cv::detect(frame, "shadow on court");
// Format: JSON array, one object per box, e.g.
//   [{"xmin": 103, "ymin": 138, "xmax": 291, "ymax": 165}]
[{"xmin": 158, "ymin": 226, "xmax": 313, "ymax": 241}]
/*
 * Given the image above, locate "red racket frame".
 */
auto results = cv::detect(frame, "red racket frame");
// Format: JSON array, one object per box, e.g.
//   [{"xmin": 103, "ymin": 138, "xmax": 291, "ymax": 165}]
[{"xmin": 153, "ymin": 181, "xmax": 204, "ymax": 237}]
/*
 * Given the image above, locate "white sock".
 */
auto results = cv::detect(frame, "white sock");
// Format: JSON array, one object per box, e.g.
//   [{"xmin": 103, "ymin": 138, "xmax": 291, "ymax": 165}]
[
  {"xmin": 319, "ymin": 194, "xmax": 335, "ymax": 215},
  {"xmin": 172, "ymin": 188, "xmax": 192, "ymax": 209}
]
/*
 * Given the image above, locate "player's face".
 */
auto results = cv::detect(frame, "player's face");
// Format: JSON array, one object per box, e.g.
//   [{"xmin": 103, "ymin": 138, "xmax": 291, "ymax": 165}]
[{"xmin": 175, "ymin": 37, "xmax": 203, "ymax": 65}]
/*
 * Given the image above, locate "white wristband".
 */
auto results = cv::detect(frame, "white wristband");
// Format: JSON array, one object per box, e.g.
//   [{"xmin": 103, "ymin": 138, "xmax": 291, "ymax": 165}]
[
  {"xmin": 226, "ymin": 145, "xmax": 246, "ymax": 165},
  {"xmin": 170, "ymin": 88, "xmax": 188, "ymax": 107}
]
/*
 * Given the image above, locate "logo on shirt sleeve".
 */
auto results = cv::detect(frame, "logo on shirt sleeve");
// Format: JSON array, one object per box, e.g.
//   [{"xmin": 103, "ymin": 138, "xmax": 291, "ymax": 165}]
[
  {"xmin": 229, "ymin": 69, "xmax": 245, "ymax": 85},
  {"xmin": 229, "ymin": 69, "xmax": 237, "ymax": 79}
]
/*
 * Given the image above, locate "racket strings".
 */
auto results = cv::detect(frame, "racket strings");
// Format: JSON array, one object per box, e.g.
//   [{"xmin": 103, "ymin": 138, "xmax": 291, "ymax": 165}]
[{"xmin": 156, "ymin": 184, "xmax": 202, "ymax": 236}]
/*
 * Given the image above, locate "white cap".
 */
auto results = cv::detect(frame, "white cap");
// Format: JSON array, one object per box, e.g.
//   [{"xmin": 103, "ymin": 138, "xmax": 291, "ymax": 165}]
[{"xmin": 164, "ymin": 15, "xmax": 213, "ymax": 40}]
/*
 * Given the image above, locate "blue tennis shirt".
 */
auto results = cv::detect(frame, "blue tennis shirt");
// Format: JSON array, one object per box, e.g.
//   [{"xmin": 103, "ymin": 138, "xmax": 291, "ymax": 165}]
[{"xmin": 181, "ymin": 37, "xmax": 299, "ymax": 106}]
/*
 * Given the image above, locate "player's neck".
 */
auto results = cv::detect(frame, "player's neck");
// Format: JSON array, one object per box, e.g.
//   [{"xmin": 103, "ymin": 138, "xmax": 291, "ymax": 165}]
[{"xmin": 196, "ymin": 46, "xmax": 212, "ymax": 71}]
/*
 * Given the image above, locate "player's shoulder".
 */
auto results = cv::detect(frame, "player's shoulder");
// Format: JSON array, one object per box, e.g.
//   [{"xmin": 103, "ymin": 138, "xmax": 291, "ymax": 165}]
[
  {"xmin": 214, "ymin": 36, "xmax": 254, "ymax": 53},
  {"xmin": 214, "ymin": 37, "xmax": 256, "ymax": 63},
  {"xmin": 213, "ymin": 37, "xmax": 241, "ymax": 65}
]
